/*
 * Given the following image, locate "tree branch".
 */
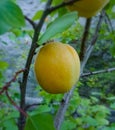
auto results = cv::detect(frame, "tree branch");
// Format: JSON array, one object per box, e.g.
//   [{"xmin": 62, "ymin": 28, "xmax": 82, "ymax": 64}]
[
  {"xmin": 54, "ymin": 11, "xmax": 104, "ymax": 130},
  {"xmin": 80, "ymin": 11, "xmax": 104, "ymax": 71},
  {"xmin": 5, "ymin": 90, "xmax": 28, "ymax": 117},
  {"xmin": 81, "ymin": 67, "xmax": 115, "ymax": 77},
  {"xmin": 79, "ymin": 18, "xmax": 92, "ymax": 61},
  {"xmin": 49, "ymin": 0, "xmax": 80, "ymax": 12},
  {"xmin": 19, "ymin": 0, "xmax": 53, "ymax": 129},
  {"xmin": 103, "ymin": 11, "xmax": 114, "ymax": 33},
  {"xmin": 24, "ymin": 16, "xmax": 36, "ymax": 29},
  {"xmin": 0, "ymin": 69, "xmax": 25, "ymax": 95}
]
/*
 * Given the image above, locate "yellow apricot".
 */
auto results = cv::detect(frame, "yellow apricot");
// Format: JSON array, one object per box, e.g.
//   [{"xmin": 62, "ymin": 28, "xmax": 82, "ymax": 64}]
[
  {"xmin": 34, "ymin": 42, "xmax": 80, "ymax": 94},
  {"xmin": 65, "ymin": 0, "xmax": 110, "ymax": 18}
]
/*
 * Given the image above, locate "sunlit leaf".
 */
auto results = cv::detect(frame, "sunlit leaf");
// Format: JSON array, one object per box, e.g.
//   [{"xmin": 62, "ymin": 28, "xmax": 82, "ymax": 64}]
[
  {"xmin": 38, "ymin": 12, "xmax": 77, "ymax": 44},
  {"xmin": 0, "ymin": 61, "xmax": 8, "ymax": 70},
  {"xmin": 24, "ymin": 113, "xmax": 55, "ymax": 130},
  {"xmin": 32, "ymin": 10, "xmax": 43, "ymax": 21}
]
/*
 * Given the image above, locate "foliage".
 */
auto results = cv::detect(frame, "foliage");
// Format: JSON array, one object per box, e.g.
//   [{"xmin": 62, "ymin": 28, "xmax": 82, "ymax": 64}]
[
  {"xmin": 0, "ymin": 0, "xmax": 115, "ymax": 130},
  {"xmin": 0, "ymin": 0, "xmax": 25, "ymax": 35},
  {"xmin": 38, "ymin": 12, "xmax": 78, "ymax": 44},
  {"xmin": 25, "ymin": 113, "xmax": 55, "ymax": 130}
]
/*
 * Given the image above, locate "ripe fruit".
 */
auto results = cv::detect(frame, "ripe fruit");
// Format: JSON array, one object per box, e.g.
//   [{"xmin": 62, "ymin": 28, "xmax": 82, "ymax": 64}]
[
  {"xmin": 34, "ymin": 42, "xmax": 80, "ymax": 94},
  {"xmin": 65, "ymin": 0, "xmax": 110, "ymax": 18}
]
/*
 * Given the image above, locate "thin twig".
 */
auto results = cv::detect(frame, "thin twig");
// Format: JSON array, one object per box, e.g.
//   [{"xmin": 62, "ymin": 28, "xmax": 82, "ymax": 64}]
[
  {"xmin": 24, "ymin": 16, "xmax": 36, "ymax": 29},
  {"xmin": 81, "ymin": 67, "xmax": 115, "ymax": 77},
  {"xmin": 49, "ymin": 0, "xmax": 80, "ymax": 12},
  {"xmin": 25, "ymin": 103, "xmax": 45, "ymax": 110},
  {"xmin": 54, "ymin": 11, "xmax": 104, "ymax": 130},
  {"xmin": 103, "ymin": 11, "xmax": 114, "ymax": 33},
  {"xmin": 19, "ymin": 1, "xmax": 53, "ymax": 129},
  {"xmin": 80, "ymin": 11, "xmax": 104, "ymax": 71},
  {"xmin": 5, "ymin": 90, "xmax": 28, "ymax": 117},
  {"xmin": 80, "ymin": 18, "xmax": 92, "ymax": 61},
  {"xmin": 0, "ymin": 69, "xmax": 25, "ymax": 95}
]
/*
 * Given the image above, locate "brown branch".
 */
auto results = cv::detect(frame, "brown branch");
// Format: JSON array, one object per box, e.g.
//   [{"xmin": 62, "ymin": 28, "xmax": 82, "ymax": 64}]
[
  {"xmin": 80, "ymin": 11, "xmax": 104, "ymax": 71},
  {"xmin": 49, "ymin": 0, "xmax": 80, "ymax": 12},
  {"xmin": 54, "ymin": 11, "xmax": 104, "ymax": 130},
  {"xmin": 5, "ymin": 90, "xmax": 28, "ymax": 117},
  {"xmin": 0, "ymin": 69, "xmax": 27, "ymax": 121},
  {"xmin": 103, "ymin": 11, "xmax": 114, "ymax": 33},
  {"xmin": 0, "ymin": 69, "xmax": 25, "ymax": 95},
  {"xmin": 25, "ymin": 103, "xmax": 45, "ymax": 110},
  {"xmin": 79, "ymin": 18, "xmax": 92, "ymax": 61},
  {"xmin": 81, "ymin": 67, "xmax": 115, "ymax": 77},
  {"xmin": 19, "ymin": 1, "xmax": 53, "ymax": 129},
  {"xmin": 24, "ymin": 16, "xmax": 36, "ymax": 29}
]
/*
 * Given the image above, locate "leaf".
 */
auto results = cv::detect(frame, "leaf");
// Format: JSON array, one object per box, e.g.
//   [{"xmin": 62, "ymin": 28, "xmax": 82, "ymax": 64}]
[
  {"xmin": 83, "ymin": 116, "xmax": 98, "ymax": 126},
  {"xmin": 32, "ymin": 10, "xmax": 43, "ymax": 21},
  {"xmin": 0, "ymin": 61, "xmax": 8, "ymax": 70},
  {"xmin": 97, "ymin": 118, "xmax": 109, "ymax": 125},
  {"xmin": 109, "ymin": 0, "xmax": 115, "ymax": 7},
  {"xmin": 30, "ymin": 105, "xmax": 52, "ymax": 116},
  {"xmin": 110, "ymin": 43, "xmax": 115, "ymax": 57},
  {"xmin": 61, "ymin": 120, "xmax": 76, "ymax": 130},
  {"xmin": 0, "ymin": 0, "xmax": 25, "ymax": 35},
  {"xmin": 38, "ymin": 12, "xmax": 77, "ymax": 44},
  {"xmin": 3, "ymin": 119, "xmax": 18, "ymax": 130},
  {"xmin": 24, "ymin": 113, "xmax": 55, "ymax": 130},
  {"xmin": 104, "ymin": 127, "xmax": 115, "ymax": 130},
  {"xmin": 52, "ymin": 0, "xmax": 63, "ymax": 6},
  {"xmin": 107, "ymin": 96, "xmax": 115, "ymax": 101},
  {"xmin": 110, "ymin": 103, "xmax": 115, "ymax": 109}
]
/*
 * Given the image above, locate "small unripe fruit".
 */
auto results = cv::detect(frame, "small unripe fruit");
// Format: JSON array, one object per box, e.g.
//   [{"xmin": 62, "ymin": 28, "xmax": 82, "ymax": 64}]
[{"xmin": 34, "ymin": 42, "xmax": 80, "ymax": 94}]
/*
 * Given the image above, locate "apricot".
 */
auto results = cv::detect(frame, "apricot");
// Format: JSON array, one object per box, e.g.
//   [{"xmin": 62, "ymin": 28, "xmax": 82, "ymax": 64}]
[
  {"xmin": 65, "ymin": 0, "xmax": 110, "ymax": 18},
  {"xmin": 34, "ymin": 42, "xmax": 80, "ymax": 94}
]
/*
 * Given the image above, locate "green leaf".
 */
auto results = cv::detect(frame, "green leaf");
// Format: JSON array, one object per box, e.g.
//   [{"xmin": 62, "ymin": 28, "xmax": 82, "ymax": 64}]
[
  {"xmin": 83, "ymin": 116, "xmax": 98, "ymax": 126},
  {"xmin": 24, "ymin": 113, "xmax": 55, "ymax": 130},
  {"xmin": 97, "ymin": 118, "xmax": 109, "ymax": 125},
  {"xmin": 61, "ymin": 120, "xmax": 76, "ymax": 130},
  {"xmin": 108, "ymin": 0, "xmax": 115, "ymax": 7},
  {"xmin": 0, "ymin": 0, "xmax": 25, "ymax": 35},
  {"xmin": 52, "ymin": 0, "xmax": 63, "ymax": 5},
  {"xmin": 3, "ymin": 119, "xmax": 18, "ymax": 130},
  {"xmin": 30, "ymin": 105, "xmax": 52, "ymax": 115},
  {"xmin": 32, "ymin": 10, "xmax": 43, "ymax": 21},
  {"xmin": 104, "ymin": 127, "xmax": 115, "ymax": 130},
  {"xmin": 0, "ymin": 61, "xmax": 8, "ymax": 70},
  {"xmin": 107, "ymin": 96, "xmax": 115, "ymax": 101},
  {"xmin": 110, "ymin": 43, "xmax": 115, "ymax": 57},
  {"xmin": 38, "ymin": 12, "xmax": 77, "ymax": 44},
  {"xmin": 110, "ymin": 103, "xmax": 115, "ymax": 109}
]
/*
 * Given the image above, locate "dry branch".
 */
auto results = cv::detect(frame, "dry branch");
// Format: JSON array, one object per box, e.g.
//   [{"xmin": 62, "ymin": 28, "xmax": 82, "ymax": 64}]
[
  {"xmin": 0, "ymin": 69, "xmax": 25, "ymax": 95},
  {"xmin": 81, "ymin": 67, "xmax": 115, "ymax": 77},
  {"xmin": 54, "ymin": 12, "xmax": 104, "ymax": 130},
  {"xmin": 80, "ymin": 18, "xmax": 92, "ymax": 60}
]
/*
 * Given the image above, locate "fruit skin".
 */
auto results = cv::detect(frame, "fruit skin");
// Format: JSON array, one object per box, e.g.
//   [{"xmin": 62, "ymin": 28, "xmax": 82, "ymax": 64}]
[
  {"xmin": 65, "ymin": 0, "xmax": 110, "ymax": 18},
  {"xmin": 34, "ymin": 42, "xmax": 80, "ymax": 94}
]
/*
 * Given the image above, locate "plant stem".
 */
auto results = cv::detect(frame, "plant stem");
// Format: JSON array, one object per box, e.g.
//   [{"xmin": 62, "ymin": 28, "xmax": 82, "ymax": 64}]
[
  {"xmin": 18, "ymin": 0, "xmax": 92, "ymax": 129},
  {"xmin": 18, "ymin": 1, "xmax": 53, "ymax": 130},
  {"xmin": 80, "ymin": 18, "xmax": 92, "ymax": 60},
  {"xmin": 50, "ymin": 0, "xmax": 80, "ymax": 12},
  {"xmin": 81, "ymin": 67, "xmax": 115, "ymax": 77},
  {"xmin": 54, "ymin": 12, "xmax": 104, "ymax": 130},
  {"xmin": 5, "ymin": 90, "xmax": 28, "ymax": 117}
]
